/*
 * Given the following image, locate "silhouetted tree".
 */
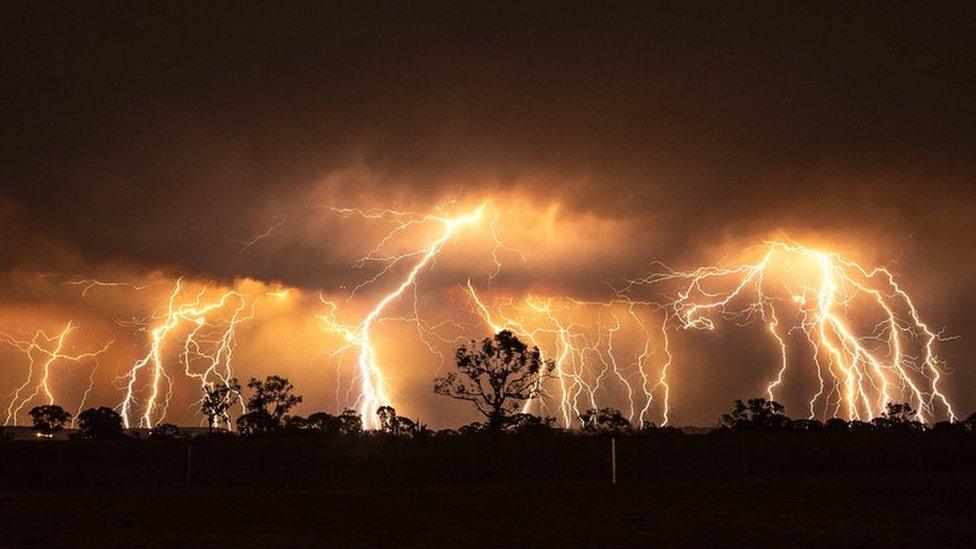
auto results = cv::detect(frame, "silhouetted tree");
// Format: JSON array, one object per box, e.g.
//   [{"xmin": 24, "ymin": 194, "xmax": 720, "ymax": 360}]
[
  {"xmin": 284, "ymin": 415, "xmax": 309, "ymax": 432},
  {"xmin": 28, "ymin": 404, "xmax": 71, "ymax": 437},
  {"xmin": 77, "ymin": 407, "xmax": 124, "ymax": 440},
  {"xmin": 338, "ymin": 409, "xmax": 362, "ymax": 436},
  {"xmin": 200, "ymin": 378, "xmax": 240, "ymax": 434},
  {"xmin": 0, "ymin": 427, "xmax": 11, "ymax": 443},
  {"xmin": 148, "ymin": 423, "xmax": 183, "ymax": 440},
  {"xmin": 580, "ymin": 407, "xmax": 631, "ymax": 434},
  {"xmin": 964, "ymin": 412, "xmax": 976, "ymax": 432},
  {"xmin": 434, "ymin": 330, "xmax": 555, "ymax": 432},
  {"xmin": 872, "ymin": 402, "xmax": 922, "ymax": 432},
  {"xmin": 506, "ymin": 413, "xmax": 559, "ymax": 436},
  {"xmin": 247, "ymin": 376, "xmax": 302, "ymax": 421},
  {"xmin": 640, "ymin": 421, "xmax": 683, "ymax": 437},
  {"xmin": 932, "ymin": 420, "xmax": 964, "ymax": 433},
  {"xmin": 824, "ymin": 417, "xmax": 849, "ymax": 432},
  {"xmin": 458, "ymin": 422, "xmax": 486, "ymax": 435},
  {"xmin": 236, "ymin": 410, "xmax": 276, "ymax": 436},
  {"xmin": 375, "ymin": 406, "xmax": 427, "ymax": 438},
  {"xmin": 790, "ymin": 419, "xmax": 824, "ymax": 432},
  {"xmin": 307, "ymin": 412, "xmax": 342, "ymax": 437},
  {"xmin": 720, "ymin": 398, "xmax": 792, "ymax": 430},
  {"xmin": 849, "ymin": 420, "xmax": 874, "ymax": 433},
  {"xmin": 377, "ymin": 406, "xmax": 398, "ymax": 433},
  {"xmin": 236, "ymin": 375, "xmax": 303, "ymax": 436}
]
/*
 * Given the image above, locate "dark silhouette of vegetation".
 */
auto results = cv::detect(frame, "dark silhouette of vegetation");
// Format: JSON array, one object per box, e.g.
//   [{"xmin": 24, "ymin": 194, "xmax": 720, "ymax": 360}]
[
  {"xmin": 720, "ymin": 398, "xmax": 791, "ymax": 430},
  {"xmin": 434, "ymin": 330, "xmax": 555, "ymax": 432},
  {"xmin": 872, "ymin": 402, "xmax": 923, "ymax": 432},
  {"xmin": 201, "ymin": 378, "xmax": 241, "ymax": 434},
  {"xmin": 28, "ymin": 404, "xmax": 71, "ymax": 436},
  {"xmin": 580, "ymin": 407, "xmax": 631, "ymax": 434},
  {"xmin": 283, "ymin": 415, "xmax": 309, "ymax": 432},
  {"xmin": 236, "ymin": 375, "xmax": 302, "ymax": 436},
  {"xmin": 640, "ymin": 422, "xmax": 684, "ymax": 437},
  {"xmin": 964, "ymin": 412, "xmax": 976, "ymax": 431},
  {"xmin": 790, "ymin": 419, "xmax": 824, "ymax": 432},
  {"xmin": 76, "ymin": 407, "xmax": 124, "ymax": 440},
  {"xmin": 148, "ymin": 423, "xmax": 184, "ymax": 440},
  {"xmin": 458, "ymin": 422, "xmax": 485, "ymax": 436},
  {"xmin": 505, "ymin": 413, "xmax": 560, "ymax": 436},
  {"xmin": 307, "ymin": 412, "xmax": 342, "ymax": 436},
  {"xmin": 2, "ymin": 383, "xmax": 976, "ymax": 490},
  {"xmin": 338, "ymin": 409, "xmax": 363, "ymax": 436},
  {"xmin": 0, "ymin": 426, "xmax": 11, "ymax": 443},
  {"xmin": 824, "ymin": 417, "xmax": 849, "ymax": 432},
  {"xmin": 376, "ymin": 406, "xmax": 428, "ymax": 438},
  {"xmin": 932, "ymin": 420, "xmax": 963, "ymax": 432}
]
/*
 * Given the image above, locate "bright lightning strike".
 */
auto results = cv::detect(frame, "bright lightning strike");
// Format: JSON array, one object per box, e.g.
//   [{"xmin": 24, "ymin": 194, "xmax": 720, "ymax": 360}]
[
  {"xmin": 319, "ymin": 200, "xmax": 491, "ymax": 428},
  {"xmin": 463, "ymin": 281, "xmax": 668, "ymax": 428},
  {"xmin": 2, "ymin": 322, "xmax": 113, "ymax": 426},
  {"xmin": 623, "ymin": 239, "xmax": 957, "ymax": 423},
  {"xmin": 117, "ymin": 279, "xmax": 258, "ymax": 428}
]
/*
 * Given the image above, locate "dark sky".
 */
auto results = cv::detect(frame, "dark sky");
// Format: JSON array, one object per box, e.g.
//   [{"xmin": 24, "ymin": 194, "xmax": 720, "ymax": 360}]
[{"xmin": 1, "ymin": 2, "xmax": 974, "ymax": 425}]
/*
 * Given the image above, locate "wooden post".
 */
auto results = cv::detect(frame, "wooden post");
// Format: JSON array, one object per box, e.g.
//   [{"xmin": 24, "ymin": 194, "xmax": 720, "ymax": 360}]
[
  {"xmin": 186, "ymin": 442, "xmax": 193, "ymax": 486},
  {"xmin": 611, "ymin": 437, "xmax": 617, "ymax": 485}
]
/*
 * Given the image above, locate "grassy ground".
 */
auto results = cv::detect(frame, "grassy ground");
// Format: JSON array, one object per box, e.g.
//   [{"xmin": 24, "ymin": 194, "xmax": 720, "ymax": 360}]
[{"xmin": 1, "ymin": 474, "xmax": 973, "ymax": 547}]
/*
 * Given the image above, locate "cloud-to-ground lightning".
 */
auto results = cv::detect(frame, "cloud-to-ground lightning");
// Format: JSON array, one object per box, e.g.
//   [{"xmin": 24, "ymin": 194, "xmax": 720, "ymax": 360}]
[
  {"xmin": 2, "ymin": 322, "xmax": 113, "ymax": 425},
  {"xmin": 2, "ymin": 199, "xmax": 959, "ymax": 431},
  {"xmin": 463, "ymin": 281, "xmax": 668, "ymax": 427},
  {"xmin": 623, "ymin": 239, "xmax": 957, "ymax": 423},
  {"xmin": 318, "ymin": 200, "xmax": 490, "ymax": 428},
  {"xmin": 117, "ymin": 279, "xmax": 259, "ymax": 428}
]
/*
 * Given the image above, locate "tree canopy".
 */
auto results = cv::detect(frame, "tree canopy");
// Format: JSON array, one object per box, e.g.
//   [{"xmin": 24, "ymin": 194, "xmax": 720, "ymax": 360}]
[
  {"xmin": 434, "ymin": 330, "xmax": 554, "ymax": 432},
  {"xmin": 28, "ymin": 404, "xmax": 71, "ymax": 436}
]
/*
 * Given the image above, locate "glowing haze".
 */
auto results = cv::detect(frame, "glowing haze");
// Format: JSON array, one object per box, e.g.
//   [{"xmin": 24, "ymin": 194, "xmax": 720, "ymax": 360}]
[{"xmin": 1, "ymin": 4, "xmax": 974, "ymax": 428}]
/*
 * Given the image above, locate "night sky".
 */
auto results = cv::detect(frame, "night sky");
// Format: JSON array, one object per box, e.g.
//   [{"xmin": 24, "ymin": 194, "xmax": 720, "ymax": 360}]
[{"xmin": 1, "ymin": 3, "xmax": 974, "ymax": 427}]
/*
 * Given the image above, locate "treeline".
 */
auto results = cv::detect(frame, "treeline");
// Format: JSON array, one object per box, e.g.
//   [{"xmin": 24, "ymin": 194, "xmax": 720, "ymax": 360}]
[
  {"xmin": 5, "ymin": 385, "xmax": 976, "ymax": 444},
  {"xmin": 2, "ymin": 330, "xmax": 974, "ymax": 443}
]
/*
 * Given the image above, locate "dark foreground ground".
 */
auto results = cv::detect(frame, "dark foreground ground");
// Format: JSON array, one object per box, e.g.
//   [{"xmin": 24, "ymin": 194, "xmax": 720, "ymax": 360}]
[{"xmin": 1, "ymin": 474, "xmax": 974, "ymax": 547}]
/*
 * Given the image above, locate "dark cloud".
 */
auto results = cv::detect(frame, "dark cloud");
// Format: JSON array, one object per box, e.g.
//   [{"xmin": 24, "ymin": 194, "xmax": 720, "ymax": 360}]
[{"xmin": 1, "ymin": 3, "xmax": 974, "ymax": 422}]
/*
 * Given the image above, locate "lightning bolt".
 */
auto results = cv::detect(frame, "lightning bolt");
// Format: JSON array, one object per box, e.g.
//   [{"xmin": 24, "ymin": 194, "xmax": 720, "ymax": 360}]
[
  {"xmin": 2, "ymin": 322, "xmax": 113, "ymax": 426},
  {"xmin": 319, "ymin": 201, "xmax": 489, "ymax": 428},
  {"xmin": 117, "ymin": 279, "xmax": 260, "ymax": 428},
  {"xmin": 463, "ymin": 281, "xmax": 667, "ymax": 427},
  {"xmin": 623, "ymin": 239, "xmax": 956, "ymax": 423},
  {"xmin": 67, "ymin": 279, "xmax": 147, "ymax": 297}
]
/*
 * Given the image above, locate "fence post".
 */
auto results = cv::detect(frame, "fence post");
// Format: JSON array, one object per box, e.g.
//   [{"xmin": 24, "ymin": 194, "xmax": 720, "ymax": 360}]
[
  {"xmin": 186, "ymin": 442, "xmax": 193, "ymax": 486},
  {"xmin": 611, "ymin": 437, "xmax": 617, "ymax": 485}
]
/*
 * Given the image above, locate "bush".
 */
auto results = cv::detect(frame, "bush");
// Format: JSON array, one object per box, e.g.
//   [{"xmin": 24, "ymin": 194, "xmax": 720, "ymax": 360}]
[
  {"xmin": 148, "ymin": 423, "xmax": 184, "ymax": 440},
  {"xmin": 77, "ymin": 407, "xmax": 125, "ymax": 440}
]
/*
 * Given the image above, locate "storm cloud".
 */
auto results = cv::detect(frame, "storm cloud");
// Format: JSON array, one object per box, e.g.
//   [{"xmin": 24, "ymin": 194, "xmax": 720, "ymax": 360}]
[{"xmin": 1, "ymin": 3, "xmax": 973, "ymax": 425}]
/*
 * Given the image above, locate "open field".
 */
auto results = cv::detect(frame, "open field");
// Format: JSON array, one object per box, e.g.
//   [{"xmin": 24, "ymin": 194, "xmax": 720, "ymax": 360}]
[
  {"xmin": 2, "ymin": 475, "xmax": 974, "ymax": 547},
  {"xmin": 2, "ymin": 432, "xmax": 974, "ymax": 487},
  {"xmin": 1, "ymin": 433, "xmax": 975, "ymax": 546}
]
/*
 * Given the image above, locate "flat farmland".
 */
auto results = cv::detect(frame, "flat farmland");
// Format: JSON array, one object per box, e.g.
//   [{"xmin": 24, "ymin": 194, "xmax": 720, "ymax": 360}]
[{"xmin": 2, "ymin": 475, "xmax": 974, "ymax": 547}]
